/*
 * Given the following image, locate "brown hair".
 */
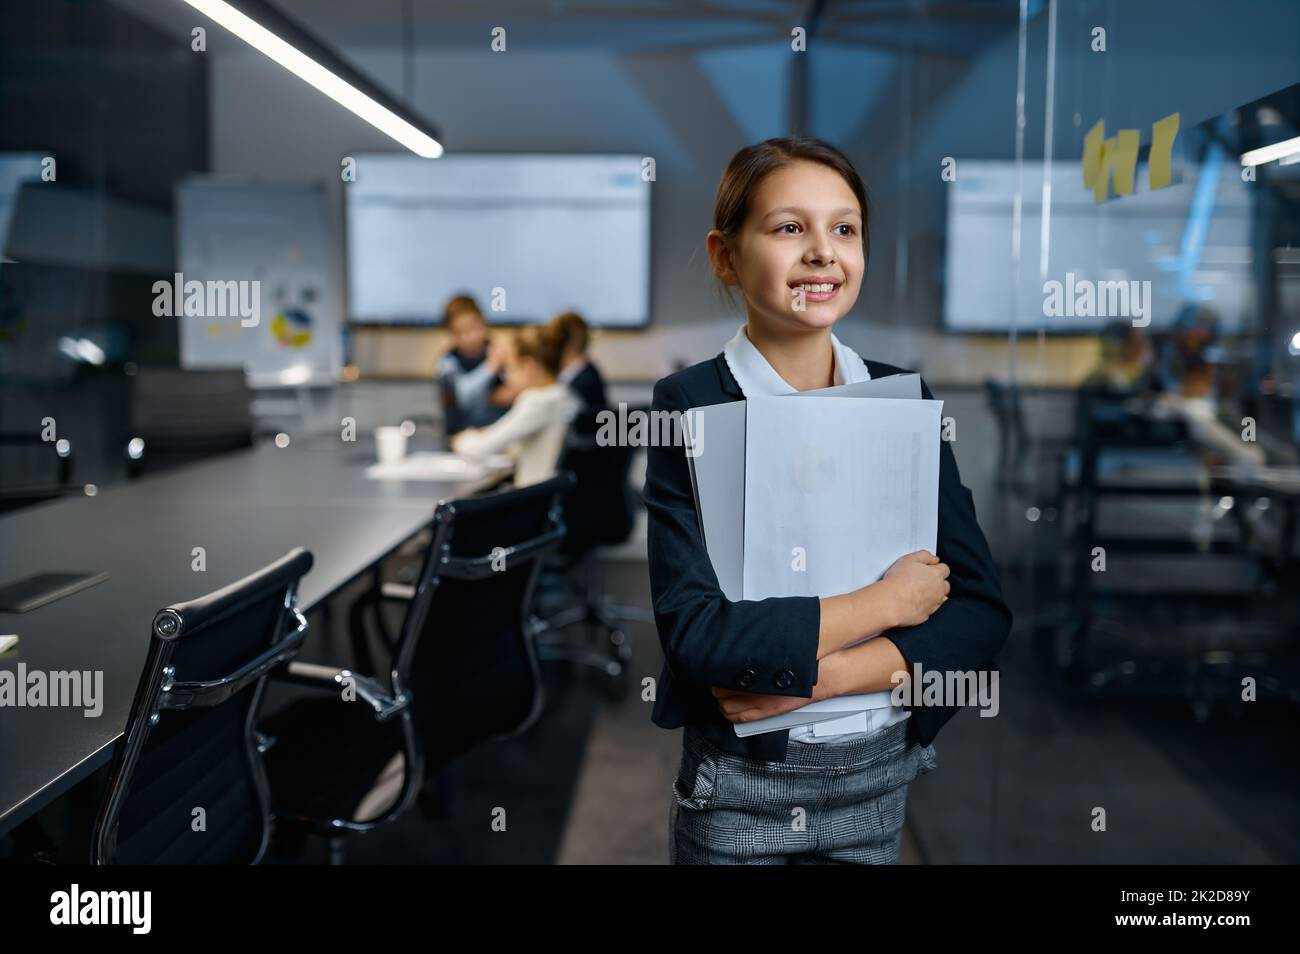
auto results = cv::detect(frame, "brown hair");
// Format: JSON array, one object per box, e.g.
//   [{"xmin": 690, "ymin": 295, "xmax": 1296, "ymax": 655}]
[
  {"xmin": 549, "ymin": 310, "xmax": 590, "ymax": 355},
  {"xmin": 443, "ymin": 293, "xmax": 483, "ymax": 327},
  {"xmin": 712, "ymin": 137, "xmax": 870, "ymax": 299},
  {"xmin": 513, "ymin": 323, "xmax": 565, "ymax": 377}
]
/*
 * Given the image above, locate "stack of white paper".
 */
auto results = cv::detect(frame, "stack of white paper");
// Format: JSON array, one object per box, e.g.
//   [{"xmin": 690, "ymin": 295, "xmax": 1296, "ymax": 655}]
[
  {"xmin": 364, "ymin": 451, "xmax": 513, "ymax": 482},
  {"xmin": 684, "ymin": 374, "xmax": 943, "ymax": 737}
]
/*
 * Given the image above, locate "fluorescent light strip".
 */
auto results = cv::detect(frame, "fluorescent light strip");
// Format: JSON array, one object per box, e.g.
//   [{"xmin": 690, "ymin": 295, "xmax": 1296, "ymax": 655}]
[
  {"xmin": 182, "ymin": 0, "xmax": 443, "ymax": 158},
  {"xmin": 1241, "ymin": 134, "xmax": 1300, "ymax": 167}
]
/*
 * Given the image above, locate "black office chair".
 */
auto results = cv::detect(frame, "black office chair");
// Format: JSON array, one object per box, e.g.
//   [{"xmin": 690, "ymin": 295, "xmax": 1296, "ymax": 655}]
[
  {"xmin": 984, "ymin": 378, "xmax": 1076, "ymax": 498},
  {"xmin": 531, "ymin": 418, "xmax": 649, "ymax": 695},
  {"xmin": 91, "ymin": 547, "xmax": 314, "ymax": 865},
  {"xmin": 260, "ymin": 473, "xmax": 572, "ymax": 858},
  {"xmin": 125, "ymin": 367, "xmax": 255, "ymax": 477},
  {"xmin": 1242, "ymin": 388, "xmax": 1299, "ymax": 464},
  {"xmin": 1056, "ymin": 394, "xmax": 1279, "ymax": 714},
  {"xmin": 0, "ymin": 430, "xmax": 75, "ymax": 514}
]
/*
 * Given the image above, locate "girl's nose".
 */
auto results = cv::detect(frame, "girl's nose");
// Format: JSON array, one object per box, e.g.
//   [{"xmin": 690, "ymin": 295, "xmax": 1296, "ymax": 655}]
[{"xmin": 804, "ymin": 241, "xmax": 835, "ymax": 265}]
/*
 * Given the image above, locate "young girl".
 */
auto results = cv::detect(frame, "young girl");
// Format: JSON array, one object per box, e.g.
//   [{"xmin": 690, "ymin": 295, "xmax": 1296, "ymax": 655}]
[
  {"xmin": 452, "ymin": 323, "xmax": 577, "ymax": 487},
  {"xmin": 645, "ymin": 137, "xmax": 1012, "ymax": 864}
]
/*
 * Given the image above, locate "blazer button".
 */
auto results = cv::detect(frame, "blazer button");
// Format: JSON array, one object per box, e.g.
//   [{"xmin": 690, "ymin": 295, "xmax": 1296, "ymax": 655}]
[
  {"xmin": 737, "ymin": 668, "xmax": 758, "ymax": 688},
  {"xmin": 774, "ymin": 669, "xmax": 795, "ymax": 689}
]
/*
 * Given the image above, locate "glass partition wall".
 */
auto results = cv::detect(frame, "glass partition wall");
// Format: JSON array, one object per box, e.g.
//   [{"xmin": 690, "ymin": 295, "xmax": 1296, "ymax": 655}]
[
  {"xmin": 819, "ymin": 0, "xmax": 1299, "ymax": 864},
  {"xmin": 967, "ymin": 0, "xmax": 1297, "ymax": 863}
]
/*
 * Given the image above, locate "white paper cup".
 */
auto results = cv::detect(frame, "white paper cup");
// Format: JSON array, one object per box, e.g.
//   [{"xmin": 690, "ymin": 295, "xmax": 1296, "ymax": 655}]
[{"xmin": 375, "ymin": 426, "xmax": 408, "ymax": 464}]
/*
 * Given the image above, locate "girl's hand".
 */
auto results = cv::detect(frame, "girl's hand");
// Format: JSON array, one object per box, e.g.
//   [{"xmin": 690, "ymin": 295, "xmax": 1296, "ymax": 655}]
[
  {"xmin": 880, "ymin": 550, "xmax": 950, "ymax": 628},
  {"xmin": 711, "ymin": 658, "xmax": 841, "ymax": 723},
  {"xmin": 712, "ymin": 689, "xmax": 806, "ymax": 724},
  {"xmin": 484, "ymin": 339, "xmax": 505, "ymax": 375}
]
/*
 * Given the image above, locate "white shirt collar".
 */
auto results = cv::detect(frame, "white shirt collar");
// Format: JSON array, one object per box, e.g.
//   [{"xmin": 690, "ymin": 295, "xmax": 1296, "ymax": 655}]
[
  {"xmin": 722, "ymin": 325, "xmax": 871, "ymax": 397},
  {"xmin": 558, "ymin": 358, "xmax": 586, "ymax": 384}
]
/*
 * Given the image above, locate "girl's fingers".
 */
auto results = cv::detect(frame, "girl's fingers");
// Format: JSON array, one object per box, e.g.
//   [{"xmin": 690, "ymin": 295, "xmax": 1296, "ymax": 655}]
[
  {"xmin": 720, "ymin": 699, "xmax": 783, "ymax": 722},
  {"xmin": 719, "ymin": 695, "xmax": 765, "ymax": 716}
]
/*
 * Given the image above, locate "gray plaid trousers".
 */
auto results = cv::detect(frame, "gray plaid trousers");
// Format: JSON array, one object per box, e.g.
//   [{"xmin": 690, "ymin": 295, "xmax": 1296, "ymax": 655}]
[{"xmin": 669, "ymin": 720, "xmax": 937, "ymax": 864}]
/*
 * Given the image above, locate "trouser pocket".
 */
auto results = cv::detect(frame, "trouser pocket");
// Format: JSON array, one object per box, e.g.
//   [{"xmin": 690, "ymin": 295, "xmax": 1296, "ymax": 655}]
[
  {"xmin": 917, "ymin": 743, "xmax": 938, "ymax": 777},
  {"xmin": 672, "ymin": 741, "xmax": 719, "ymax": 811}
]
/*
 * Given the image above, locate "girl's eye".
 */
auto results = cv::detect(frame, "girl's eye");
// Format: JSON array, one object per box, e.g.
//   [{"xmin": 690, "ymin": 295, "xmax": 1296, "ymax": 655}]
[{"xmin": 775, "ymin": 223, "xmax": 855, "ymax": 235}]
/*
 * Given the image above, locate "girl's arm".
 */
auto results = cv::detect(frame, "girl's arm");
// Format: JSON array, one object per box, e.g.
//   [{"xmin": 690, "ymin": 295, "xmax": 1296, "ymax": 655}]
[
  {"xmin": 817, "ymin": 637, "xmax": 909, "ymax": 695},
  {"xmin": 712, "ymin": 635, "xmax": 908, "ymax": 725},
  {"xmin": 817, "ymin": 586, "xmax": 899, "ymax": 660},
  {"xmin": 454, "ymin": 389, "xmax": 547, "ymax": 458}
]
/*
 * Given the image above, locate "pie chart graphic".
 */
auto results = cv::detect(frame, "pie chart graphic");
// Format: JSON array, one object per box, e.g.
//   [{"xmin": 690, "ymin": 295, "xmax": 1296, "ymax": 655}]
[{"xmin": 271, "ymin": 307, "xmax": 313, "ymax": 348}]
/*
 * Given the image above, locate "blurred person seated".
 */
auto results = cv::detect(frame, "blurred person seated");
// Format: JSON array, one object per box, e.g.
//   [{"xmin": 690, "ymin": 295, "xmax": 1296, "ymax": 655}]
[
  {"xmin": 1083, "ymin": 320, "xmax": 1156, "ymax": 395},
  {"xmin": 549, "ymin": 311, "xmax": 609, "ymax": 433},
  {"xmin": 1149, "ymin": 305, "xmax": 1265, "ymax": 470},
  {"xmin": 436, "ymin": 294, "xmax": 511, "ymax": 434},
  {"xmin": 452, "ymin": 323, "xmax": 579, "ymax": 487}
]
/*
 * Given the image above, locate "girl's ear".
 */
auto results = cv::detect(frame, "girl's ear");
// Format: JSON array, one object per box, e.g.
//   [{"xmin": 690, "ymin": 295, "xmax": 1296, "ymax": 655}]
[{"xmin": 706, "ymin": 229, "xmax": 739, "ymax": 285}]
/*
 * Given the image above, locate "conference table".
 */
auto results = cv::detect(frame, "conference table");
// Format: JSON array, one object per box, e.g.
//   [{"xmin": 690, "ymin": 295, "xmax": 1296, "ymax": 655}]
[{"xmin": 0, "ymin": 435, "xmax": 509, "ymax": 836}]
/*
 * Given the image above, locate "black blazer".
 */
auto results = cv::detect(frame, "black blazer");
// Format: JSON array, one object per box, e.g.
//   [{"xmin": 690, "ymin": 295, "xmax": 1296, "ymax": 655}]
[
  {"xmin": 567, "ymin": 361, "xmax": 609, "ymax": 414},
  {"xmin": 645, "ymin": 351, "xmax": 1012, "ymax": 762}
]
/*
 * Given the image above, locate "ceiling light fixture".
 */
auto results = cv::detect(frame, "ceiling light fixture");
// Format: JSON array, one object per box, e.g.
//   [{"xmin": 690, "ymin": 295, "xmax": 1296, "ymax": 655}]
[{"xmin": 180, "ymin": 0, "xmax": 443, "ymax": 158}]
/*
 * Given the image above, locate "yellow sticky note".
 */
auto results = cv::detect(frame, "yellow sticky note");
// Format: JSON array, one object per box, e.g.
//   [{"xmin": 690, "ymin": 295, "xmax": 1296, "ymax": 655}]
[
  {"xmin": 1082, "ymin": 119, "xmax": 1105, "ymax": 189},
  {"xmin": 0, "ymin": 635, "xmax": 18, "ymax": 654},
  {"xmin": 1093, "ymin": 137, "xmax": 1117, "ymax": 203},
  {"xmin": 1113, "ymin": 128, "xmax": 1140, "ymax": 195},
  {"xmin": 1150, "ymin": 111, "xmax": 1181, "ymax": 190}
]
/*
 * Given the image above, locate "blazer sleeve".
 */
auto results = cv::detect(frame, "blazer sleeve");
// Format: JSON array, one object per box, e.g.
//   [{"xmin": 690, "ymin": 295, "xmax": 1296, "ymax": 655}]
[
  {"xmin": 644, "ymin": 376, "xmax": 822, "ymax": 696},
  {"xmin": 878, "ymin": 376, "xmax": 1013, "ymax": 744}
]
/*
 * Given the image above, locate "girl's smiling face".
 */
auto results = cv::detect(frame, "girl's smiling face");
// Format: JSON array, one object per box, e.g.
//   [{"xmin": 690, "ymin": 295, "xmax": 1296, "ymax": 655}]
[{"xmin": 708, "ymin": 159, "xmax": 865, "ymax": 334}]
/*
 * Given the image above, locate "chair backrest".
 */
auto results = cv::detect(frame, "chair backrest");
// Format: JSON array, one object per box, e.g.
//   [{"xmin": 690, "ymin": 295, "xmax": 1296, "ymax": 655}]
[
  {"xmin": 391, "ymin": 473, "xmax": 573, "ymax": 770},
  {"xmin": 128, "ymin": 367, "xmax": 254, "ymax": 475},
  {"xmin": 93, "ymin": 548, "xmax": 314, "ymax": 864},
  {"xmin": 0, "ymin": 430, "xmax": 74, "ymax": 514},
  {"xmin": 556, "ymin": 414, "xmax": 636, "ymax": 557},
  {"xmin": 984, "ymin": 379, "xmax": 1027, "ymax": 442},
  {"xmin": 1245, "ymin": 389, "xmax": 1299, "ymax": 456}
]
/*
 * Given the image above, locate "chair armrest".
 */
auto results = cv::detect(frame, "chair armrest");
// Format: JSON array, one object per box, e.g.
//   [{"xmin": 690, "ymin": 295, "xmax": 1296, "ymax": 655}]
[
  {"xmin": 379, "ymin": 582, "xmax": 415, "ymax": 601},
  {"xmin": 275, "ymin": 660, "xmax": 409, "ymax": 722}
]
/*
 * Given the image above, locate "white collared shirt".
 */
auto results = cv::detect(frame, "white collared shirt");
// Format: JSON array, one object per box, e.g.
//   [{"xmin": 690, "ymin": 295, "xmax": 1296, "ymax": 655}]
[
  {"xmin": 455, "ymin": 382, "xmax": 578, "ymax": 488},
  {"xmin": 720, "ymin": 325, "xmax": 911, "ymax": 744}
]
